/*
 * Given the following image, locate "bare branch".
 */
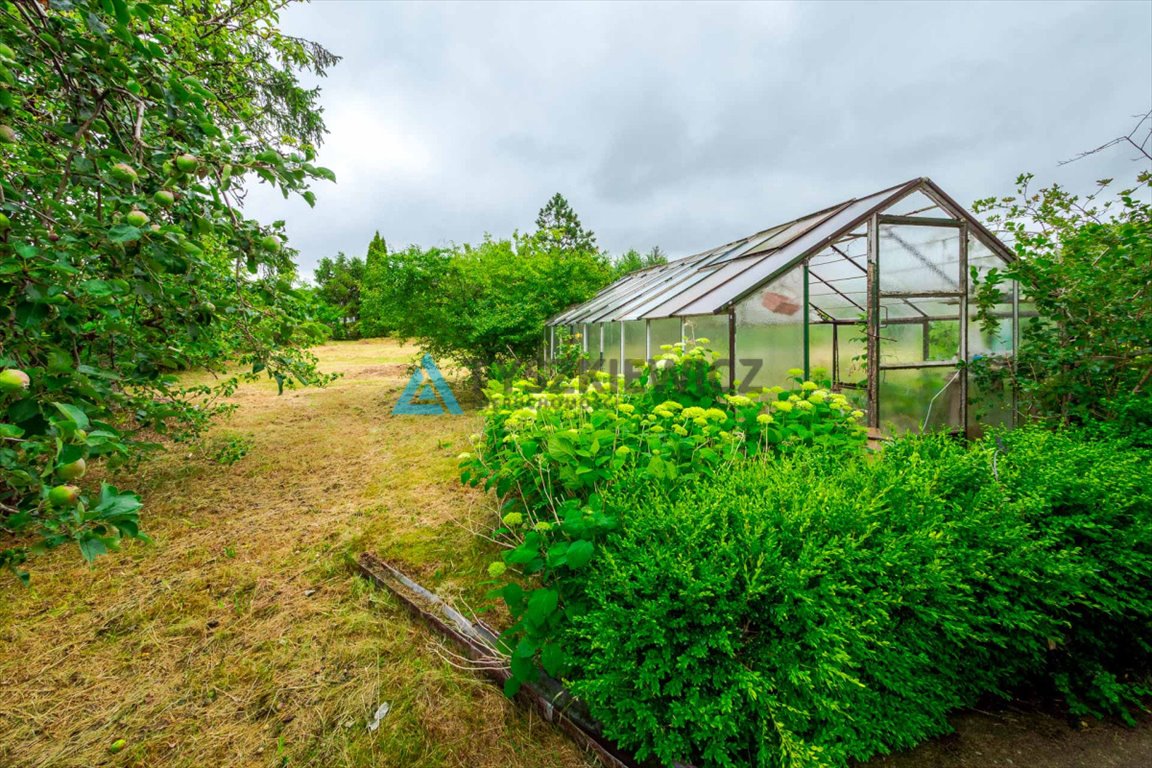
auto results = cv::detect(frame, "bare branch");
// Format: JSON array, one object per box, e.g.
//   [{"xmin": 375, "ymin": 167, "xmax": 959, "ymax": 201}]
[{"xmin": 1060, "ymin": 109, "xmax": 1152, "ymax": 165}]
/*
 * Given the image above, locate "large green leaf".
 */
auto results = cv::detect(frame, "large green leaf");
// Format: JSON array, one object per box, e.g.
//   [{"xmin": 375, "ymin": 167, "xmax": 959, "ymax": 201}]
[
  {"xmin": 565, "ymin": 539, "xmax": 595, "ymax": 569},
  {"xmin": 51, "ymin": 402, "xmax": 90, "ymax": 430}
]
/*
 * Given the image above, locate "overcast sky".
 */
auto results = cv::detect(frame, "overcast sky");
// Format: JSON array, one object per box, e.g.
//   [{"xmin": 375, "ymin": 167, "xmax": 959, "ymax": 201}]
[{"xmin": 244, "ymin": 0, "xmax": 1152, "ymax": 279}]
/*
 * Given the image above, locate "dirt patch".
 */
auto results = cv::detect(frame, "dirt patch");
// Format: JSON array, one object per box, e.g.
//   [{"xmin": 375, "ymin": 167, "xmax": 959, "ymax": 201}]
[
  {"xmin": 346, "ymin": 363, "xmax": 411, "ymax": 380},
  {"xmin": 868, "ymin": 705, "xmax": 1152, "ymax": 768}
]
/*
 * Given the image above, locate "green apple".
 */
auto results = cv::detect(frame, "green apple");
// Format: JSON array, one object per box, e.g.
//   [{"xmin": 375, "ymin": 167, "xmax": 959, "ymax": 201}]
[
  {"xmin": 175, "ymin": 153, "xmax": 198, "ymax": 173},
  {"xmin": 47, "ymin": 484, "xmax": 81, "ymax": 507},
  {"xmin": 57, "ymin": 458, "xmax": 87, "ymax": 481},
  {"xmin": 0, "ymin": 368, "xmax": 30, "ymax": 392},
  {"xmin": 110, "ymin": 162, "xmax": 138, "ymax": 184}
]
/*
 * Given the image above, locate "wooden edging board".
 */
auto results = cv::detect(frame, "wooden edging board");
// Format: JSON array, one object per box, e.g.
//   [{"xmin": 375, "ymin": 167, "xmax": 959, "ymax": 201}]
[{"xmin": 356, "ymin": 552, "xmax": 688, "ymax": 768}]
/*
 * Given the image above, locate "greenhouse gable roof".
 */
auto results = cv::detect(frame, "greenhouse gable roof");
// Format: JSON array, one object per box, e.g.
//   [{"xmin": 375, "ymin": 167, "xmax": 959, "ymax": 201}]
[{"xmin": 549, "ymin": 177, "xmax": 1012, "ymax": 326}]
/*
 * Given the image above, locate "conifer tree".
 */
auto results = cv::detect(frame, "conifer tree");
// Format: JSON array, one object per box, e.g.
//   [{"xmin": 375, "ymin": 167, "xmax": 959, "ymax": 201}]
[{"xmin": 535, "ymin": 193, "xmax": 597, "ymax": 253}]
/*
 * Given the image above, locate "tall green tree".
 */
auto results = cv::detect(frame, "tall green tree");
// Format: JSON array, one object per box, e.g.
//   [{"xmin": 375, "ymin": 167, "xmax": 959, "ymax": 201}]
[
  {"xmin": 359, "ymin": 231, "xmax": 393, "ymax": 337},
  {"xmin": 365, "ymin": 233, "xmax": 612, "ymax": 384},
  {"xmin": 535, "ymin": 192, "xmax": 597, "ymax": 253},
  {"xmin": 613, "ymin": 245, "xmax": 668, "ymax": 278},
  {"xmin": 0, "ymin": 0, "xmax": 337, "ymax": 577},
  {"xmin": 314, "ymin": 252, "xmax": 366, "ymax": 339}
]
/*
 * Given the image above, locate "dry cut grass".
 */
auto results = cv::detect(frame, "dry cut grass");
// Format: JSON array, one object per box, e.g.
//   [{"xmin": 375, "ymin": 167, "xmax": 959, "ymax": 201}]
[{"xmin": 0, "ymin": 338, "xmax": 593, "ymax": 768}]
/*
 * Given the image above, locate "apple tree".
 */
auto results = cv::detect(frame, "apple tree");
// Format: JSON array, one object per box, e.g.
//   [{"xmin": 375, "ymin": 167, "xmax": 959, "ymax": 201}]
[{"xmin": 0, "ymin": 0, "xmax": 338, "ymax": 580}]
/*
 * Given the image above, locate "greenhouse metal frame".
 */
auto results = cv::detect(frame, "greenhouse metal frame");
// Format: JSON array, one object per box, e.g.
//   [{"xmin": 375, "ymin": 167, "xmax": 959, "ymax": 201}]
[{"xmin": 546, "ymin": 177, "xmax": 1020, "ymax": 435}]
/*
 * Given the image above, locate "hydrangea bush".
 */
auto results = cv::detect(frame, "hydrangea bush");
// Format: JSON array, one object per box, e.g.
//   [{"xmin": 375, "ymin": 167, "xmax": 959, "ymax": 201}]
[{"xmin": 459, "ymin": 341, "xmax": 865, "ymax": 693}]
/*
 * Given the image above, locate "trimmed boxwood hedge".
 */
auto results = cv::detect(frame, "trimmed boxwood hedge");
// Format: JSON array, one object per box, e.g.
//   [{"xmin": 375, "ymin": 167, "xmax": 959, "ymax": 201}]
[{"xmin": 565, "ymin": 429, "xmax": 1152, "ymax": 768}]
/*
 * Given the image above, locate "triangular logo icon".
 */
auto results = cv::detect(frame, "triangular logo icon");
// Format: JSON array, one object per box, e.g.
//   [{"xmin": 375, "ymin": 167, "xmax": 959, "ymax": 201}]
[
  {"xmin": 413, "ymin": 382, "xmax": 438, "ymax": 402},
  {"xmin": 393, "ymin": 354, "xmax": 463, "ymax": 415}
]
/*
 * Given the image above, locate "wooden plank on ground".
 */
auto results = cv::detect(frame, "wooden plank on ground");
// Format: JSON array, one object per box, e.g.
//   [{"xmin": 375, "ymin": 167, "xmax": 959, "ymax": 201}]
[{"xmin": 356, "ymin": 552, "xmax": 659, "ymax": 768}]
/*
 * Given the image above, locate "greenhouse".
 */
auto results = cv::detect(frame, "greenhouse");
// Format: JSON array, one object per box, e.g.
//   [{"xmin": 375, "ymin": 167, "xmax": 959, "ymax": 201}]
[{"xmin": 547, "ymin": 177, "xmax": 1020, "ymax": 435}]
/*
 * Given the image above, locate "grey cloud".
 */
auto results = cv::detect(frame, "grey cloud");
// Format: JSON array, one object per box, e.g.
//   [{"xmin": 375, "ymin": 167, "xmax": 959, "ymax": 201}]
[{"xmin": 244, "ymin": 0, "xmax": 1152, "ymax": 280}]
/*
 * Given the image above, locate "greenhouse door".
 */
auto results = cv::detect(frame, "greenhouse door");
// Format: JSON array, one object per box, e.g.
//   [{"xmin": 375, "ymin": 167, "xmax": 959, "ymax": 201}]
[{"xmin": 867, "ymin": 216, "xmax": 968, "ymax": 433}]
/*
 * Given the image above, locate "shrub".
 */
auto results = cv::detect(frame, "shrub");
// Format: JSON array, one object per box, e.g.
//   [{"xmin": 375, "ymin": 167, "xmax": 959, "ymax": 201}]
[
  {"xmin": 563, "ymin": 429, "xmax": 1151, "ymax": 767},
  {"xmin": 361, "ymin": 233, "xmax": 614, "ymax": 385},
  {"xmin": 972, "ymin": 171, "xmax": 1152, "ymax": 429},
  {"xmin": 460, "ymin": 343, "xmax": 866, "ymax": 695},
  {"xmin": 989, "ymin": 427, "xmax": 1152, "ymax": 718}
]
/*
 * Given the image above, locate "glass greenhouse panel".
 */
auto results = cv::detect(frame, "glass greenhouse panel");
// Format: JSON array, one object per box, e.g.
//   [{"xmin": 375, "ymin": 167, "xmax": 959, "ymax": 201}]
[
  {"xmin": 735, "ymin": 268, "xmax": 805, "ymax": 391},
  {"xmin": 878, "ymin": 367, "xmax": 962, "ymax": 433},
  {"xmin": 808, "ymin": 324, "xmax": 835, "ymax": 383},
  {"xmin": 878, "ymin": 292, "xmax": 964, "ymax": 366},
  {"xmin": 621, "ymin": 320, "xmax": 647, "ymax": 379},
  {"xmin": 968, "ymin": 233, "xmax": 1006, "ymax": 290},
  {"xmin": 735, "ymin": 324, "xmax": 805, "ymax": 391},
  {"xmin": 807, "ymin": 254, "xmax": 867, "ymax": 321},
  {"xmin": 968, "ymin": 304, "xmax": 1014, "ymax": 357},
  {"xmin": 878, "ymin": 224, "xmax": 961, "ymax": 293},
  {"xmin": 603, "ymin": 321, "xmax": 622, "ymax": 379},
  {"xmin": 810, "ymin": 323, "xmax": 867, "ymax": 414},
  {"xmin": 648, "ymin": 318, "xmax": 682, "ymax": 354},
  {"xmin": 838, "ymin": 326, "xmax": 868, "ymax": 388},
  {"xmin": 581, "ymin": 323, "xmax": 596, "ymax": 355},
  {"xmin": 683, "ymin": 314, "xmax": 729, "ymax": 351},
  {"xmin": 887, "ymin": 189, "xmax": 949, "ymax": 218},
  {"xmin": 878, "ymin": 318, "xmax": 960, "ymax": 364},
  {"xmin": 587, "ymin": 323, "xmax": 604, "ymax": 360}
]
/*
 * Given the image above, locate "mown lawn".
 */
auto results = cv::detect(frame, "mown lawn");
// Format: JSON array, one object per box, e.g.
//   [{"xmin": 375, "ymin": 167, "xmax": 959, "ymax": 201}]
[
  {"xmin": 0, "ymin": 338, "xmax": 592, "ymax": 768},
  {"xmin": 1, "ymin": 338, "xmax": 1147, "ymax": 768}
]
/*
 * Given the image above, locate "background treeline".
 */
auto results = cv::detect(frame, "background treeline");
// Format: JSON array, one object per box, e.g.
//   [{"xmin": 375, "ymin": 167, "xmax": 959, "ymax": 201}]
[{"xmin": 308, "ymin": 193, "xmax": 665, "ymax": 377}]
